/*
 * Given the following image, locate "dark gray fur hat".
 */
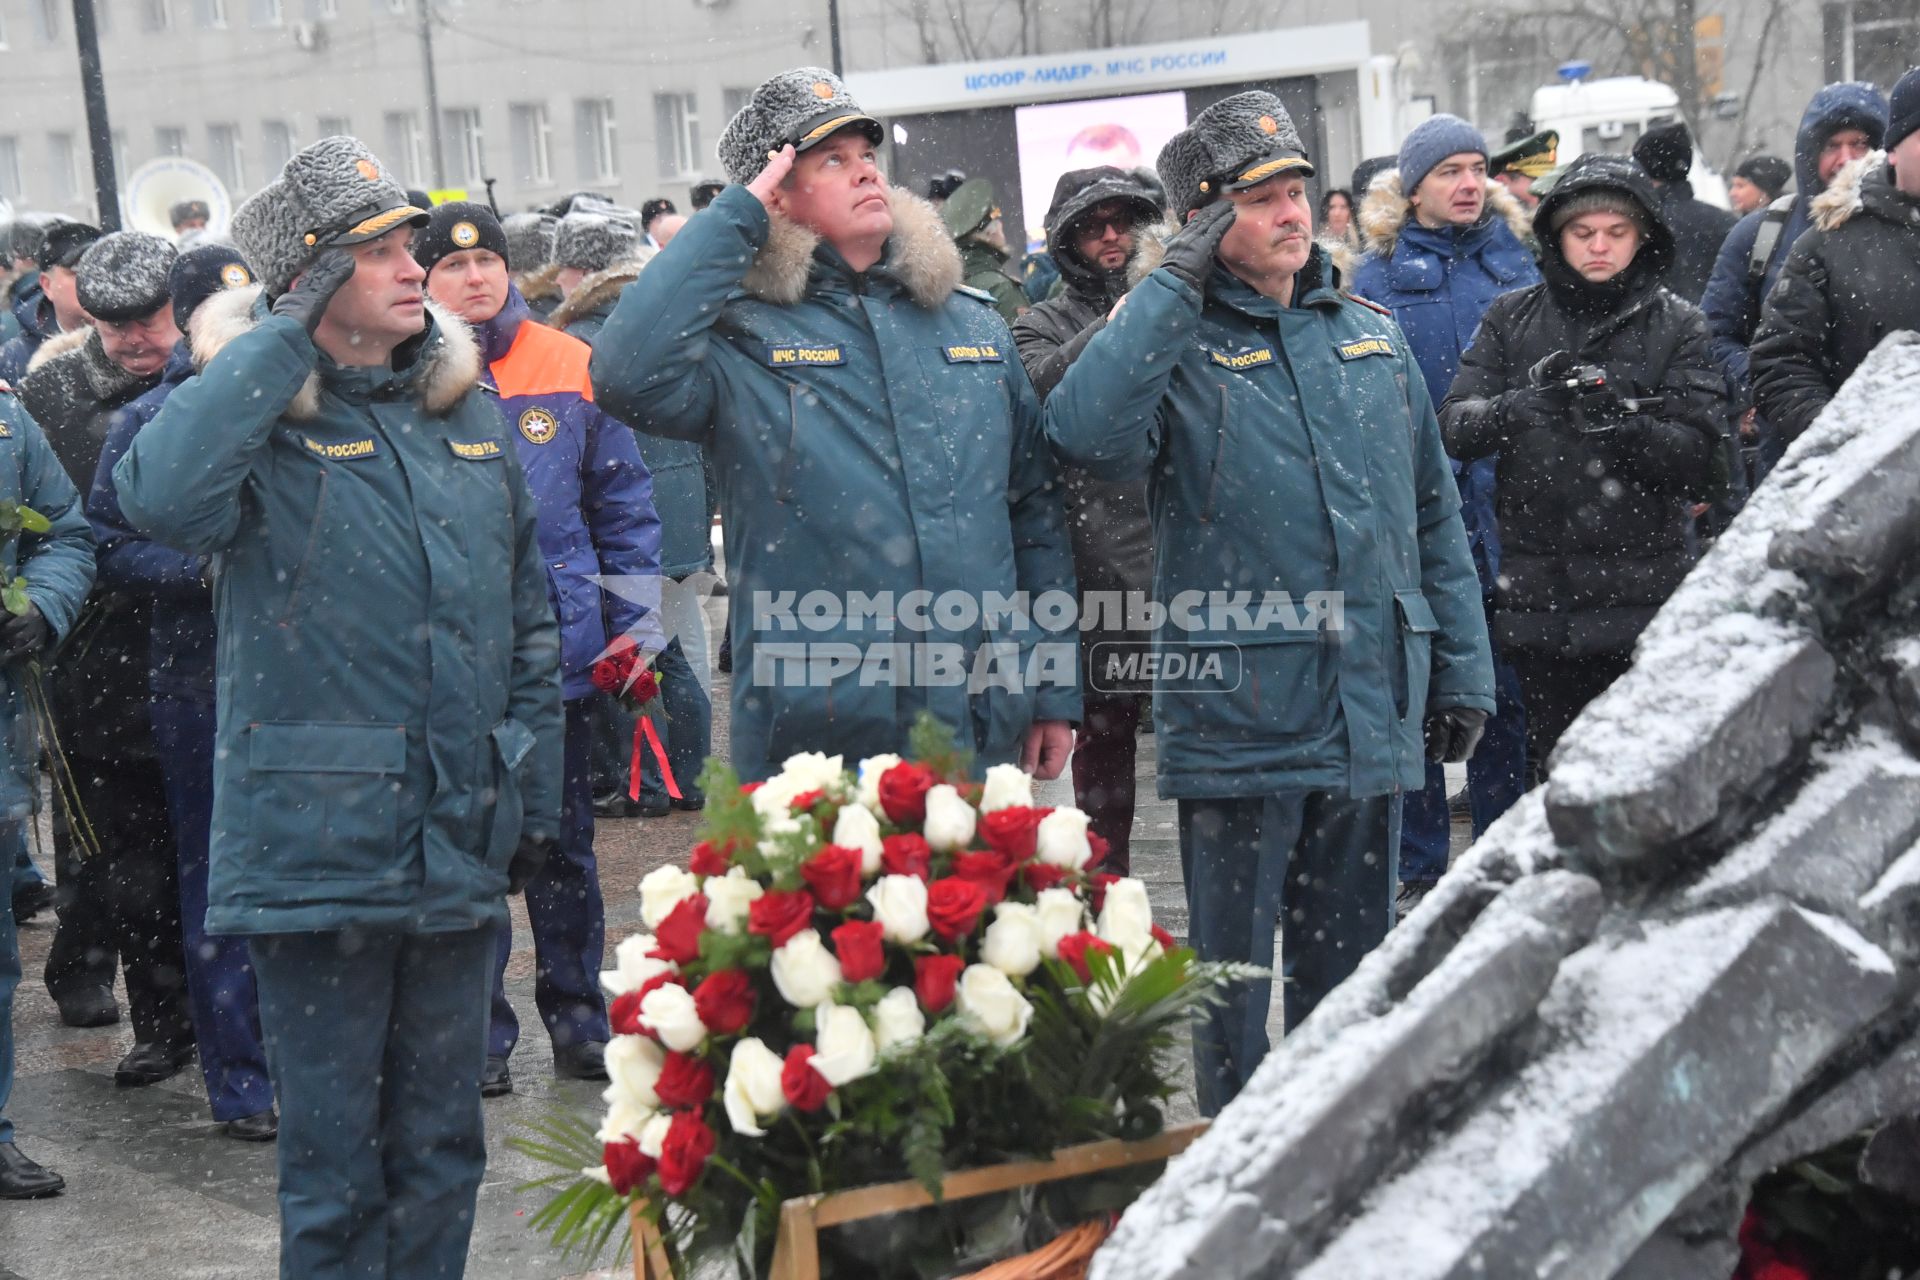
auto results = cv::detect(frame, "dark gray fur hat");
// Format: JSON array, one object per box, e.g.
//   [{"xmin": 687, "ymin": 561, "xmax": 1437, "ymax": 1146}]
[
  {"xmin": 503, "ymin": 213, "xmax": 559, "ymax": 272},
  {"xmin": 76, "ymin": 231, "xmax": 178, "ymax": 323},
  {"xmin": 554, "ymin": 212, "xmax": 638, "ymax": 273},
  {"xmin": 230, "ymin": 135, "xmax": 429, "ymax": 298},
  {"xmin": 1156, "ymin": 92, "xmax": 1314, "ymax": 218},
  {"xmin": 718, "ymin": 67, "xmax": 884, "ymax": 186}
]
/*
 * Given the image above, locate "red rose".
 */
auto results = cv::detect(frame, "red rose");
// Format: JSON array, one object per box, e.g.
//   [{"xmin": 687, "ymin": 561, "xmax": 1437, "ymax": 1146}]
[
  {"xmin": 780, "ymin": 1045, "xmax": 833, "ymax": 1112},
  {"xmin": 790, "ymin": 789, "xmax": 825, "ymax": 812},
  {"xmin": 636, "ymin": 971, "xmax": 684, "ymax": 1003},
  {"xmin": 688, "ymin": 839, "xmax": 733, "ymax": 877},
  {"xmin": 590, "ymin": 657, "xmax": 626, "ymax": 695},
  {"xmin": 880, "ymin": 833, "xmax": 933, "ymax": 880},
  {"xmin": 951, "ymin": 850, "xmax": 1016, "ymax": 906},
  {"xmin": 1088, "ymin": 873, "xmax": 1122, "ymax": 915},
  {"xmin": 748, "ymin": 889, "xmax": 817, "ymax": 948},
  {"xmin": 913, "ymin": 953, "xmax": 965, "ymax": 1013},
  {"xmin": 1056, "ymin": 930, "xmax": 1114, "ymax": 983},
  {"xmin": 877, "ymin": 761, "xmax": 936, "ymax": 825},
  {"xmin": 692, "ymin": 970, "xmax": 756, "ymax": 1036},
  {"xmin": 831, "ymin": 919, "xmax": 887, "ymax": 983},
  {"xmin": 653, "ymin": 1051, "xmax": 717, "ymax": 1109},
  {"xmin": 603, "ymin": 1137, "xmax": 656, "ymax": 1196},
  {"xmin": 609, "ymin": 990, "xmax": 645, "ymax": 1036},
  {"xmin": 740, "ymin": 781, "xmax": 764, "ymax": 795},
  {"xmin": 1086, "ymin": 832, "xmax": 1111, "ymax": 871},
  {"xmin": 629, "ymin": 668, "xmax": 660, "ymax": 704},
  {"xmin": 657, "ymin": 1111, "xmax": 717, "ymax": 1197},
  {"xmin": 925, "ymin": 876, "xmax": 988, "ymax": 940},
  {"xmin": 799, "ymin": 844, "xmax": 865, "ymax": 911},
  {"xmin": 650, "ymin": 894, "xmax": 710, "ymax": 966},
  {"xmin": 979, "ymin": 806, "xmax": 1051, "ymax": 862},
  {"xmin": 1022, "ymin": 862, "xmax": 1067, "ymax": 894},
  {"xmin": 1150, "ymin": 924, "xmax": 1177, "ymax": 952}
]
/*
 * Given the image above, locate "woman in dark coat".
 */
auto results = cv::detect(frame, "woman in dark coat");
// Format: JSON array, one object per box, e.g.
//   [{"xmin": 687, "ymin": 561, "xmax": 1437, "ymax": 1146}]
[{"xmin": 1440, "ymin": 153, "xmax": 1730, "ymax": 774}]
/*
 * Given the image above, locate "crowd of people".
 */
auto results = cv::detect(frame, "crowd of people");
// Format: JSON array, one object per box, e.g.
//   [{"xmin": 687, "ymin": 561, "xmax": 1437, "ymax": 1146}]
[{"xmin": 0, "ymin": 54, "xmax": 1914, "ymax": 1279}]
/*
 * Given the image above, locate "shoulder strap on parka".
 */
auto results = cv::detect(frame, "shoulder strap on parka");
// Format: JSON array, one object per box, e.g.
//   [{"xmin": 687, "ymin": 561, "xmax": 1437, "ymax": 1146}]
[{"xmin": 1747, "ymin": 194, "xmax": 1795, "ymax": 289}]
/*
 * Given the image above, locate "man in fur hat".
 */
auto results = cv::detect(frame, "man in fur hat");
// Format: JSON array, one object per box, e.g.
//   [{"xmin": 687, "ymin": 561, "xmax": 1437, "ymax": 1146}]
[
  {"xmin": 589, "ymin": 67, "xmax": 1080, "ymax": 782},
  {"xmin": 113, "ymin": 136, "xmax": 563, "ymax": 1276}
]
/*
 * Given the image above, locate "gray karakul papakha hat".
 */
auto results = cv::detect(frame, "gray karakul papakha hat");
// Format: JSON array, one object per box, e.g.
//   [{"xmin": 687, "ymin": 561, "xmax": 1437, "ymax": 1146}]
[
  {"xmin": 718, "ymin": 67, "xmax": 885, "ymax": 186},
  {"xmin": 230, "ymin": 135, "xmax": 429, "ymax": 298},
  {"xmin": 1156, "ymin": 92, "xmax": 1315, "ymax": 218}
]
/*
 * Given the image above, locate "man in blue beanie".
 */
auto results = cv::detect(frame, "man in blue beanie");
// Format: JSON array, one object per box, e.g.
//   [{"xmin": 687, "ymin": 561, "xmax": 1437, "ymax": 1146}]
[{"xmin": 1351, "ymin": 114, "xmax": 1537, "ymax": 916}]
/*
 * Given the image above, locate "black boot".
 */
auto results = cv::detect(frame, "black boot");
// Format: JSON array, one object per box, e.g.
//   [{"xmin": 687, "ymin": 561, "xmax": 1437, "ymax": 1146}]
[
  {"xmin": 223, "ymin": 1109, "xmax": 279, "ymax": 1142},
  {"xmin": 52, "ymin": 983, "xmax": 119, "ymax": 1029},
  {"xmin": 0, "ymin": 1142, "xmax": 65, "ymax": 1199},
  {"xmin": 481, "ymin": 1055, "xmax": 513, "ymax": 1098},
  {"xmin": 114, "ymin": 1040, "xmax": 196, "ymax": 1087},
  {"xmin": 553, "ymin": 1040, "xmax": 609, "ymax": 1081}
]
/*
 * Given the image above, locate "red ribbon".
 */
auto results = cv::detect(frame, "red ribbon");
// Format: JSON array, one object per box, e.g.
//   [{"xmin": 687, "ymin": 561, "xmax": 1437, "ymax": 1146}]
[{"xmin": 629, "ymin": 715, "xmax": 682, "ymax": 802}]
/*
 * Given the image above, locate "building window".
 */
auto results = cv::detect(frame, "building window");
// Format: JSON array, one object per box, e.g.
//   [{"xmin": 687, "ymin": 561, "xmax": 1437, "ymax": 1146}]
[
  {"xmin": 509, "ymin": 103, "xmax": 552, "ymax": 187},
  {"xmin": 579, "ymin": 97, "xmax": 619, "ymax": 183},
  {"xmin": 111, "ymin": 130, "xmax": 129, "ymax": 184},
  {"xmin": 652, "ymin": 93, "xmax": 695, "ymax": 181},
  {"xmin": 306, "ymin": 0, "xmax": 337, "ymax": 16},
  {"xmin": 383, "ymin": 110, "xmax": 425, "ymax": 186},
  {"xmin": 722, "ymin": 87, "xmax": 752, "ymax": 121},
  {"xmin": 1823, "ymin": 1, "xmax": 1920, "ymax": 87},
  {"xmin": 316, "ymin": 115, "xmax": 350, "ymax": 140},
  {"xmin": 261, "ymin": 120, "xmax": 295, "ymax": 175},
  {"xmin": 143, "ymin": 0, "xmax": 174, "ymax": 31},
  {"xmin": 250, "ymin": 0, "xmax": 281, "ymax": 25},
  {"xmin": 207, "ymin": 123, "xmax": 245, "ymax": 193},
  {"xmin": 442, "ymin": 108, "xmax": 484, "ymax": 187},
  {"xmin": 35, "ymin": 0, "xmax": 61, "ymax": 42},
  {"xmin": 49, "ymin": 133, "xmax": 79, "ymax": 203},
  {"xmin": 0, "ymin": 138, "xmax": 22, "ymax": 202},
  {"xmin": 197, "ymin": 0, "xmax": 229, "ymax": 27},
  {"xmin": 0, "ymin": 8, "xmax": 10, "ymax": 48},
  {"xmin": 96, "ymin": 0, "xmax": 113, "ymax": 34},
  {"xmin": 156, "ymin": 126, "xmax": 188, "ymax": 157}
]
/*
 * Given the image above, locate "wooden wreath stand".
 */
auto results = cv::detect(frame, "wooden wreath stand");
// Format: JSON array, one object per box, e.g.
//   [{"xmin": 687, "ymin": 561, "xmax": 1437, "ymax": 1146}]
[{"xmin": 630, "ymin": 1121, "xmax": 1208, "ymax": 1280}]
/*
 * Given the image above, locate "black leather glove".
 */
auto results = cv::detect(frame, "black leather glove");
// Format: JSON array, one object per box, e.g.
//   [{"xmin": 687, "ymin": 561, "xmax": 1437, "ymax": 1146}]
[
  {"xmin": 2, "ymin": 604, "xmax": 50, "ymax": 661},
  {"xmin": 271, "ymin": 249, "xmax": 358, "ymax": 337},
  {"xmin": 507, "ymin": 833, "xmax": 555, "ymax": 895},
  {"xmin": 1423, "ymin": 706, "xmax": 1488, "ymax": 764},
  {"xmin": 1160, "ymin": 200, "xmax": 1237, "ymax": 295},
  {"xmin": 1500, "ymin": 385, "xmax": 1572, "ymax": 434},
  {"xmin": 1527, "ymin": 350, "xmax": 1579, "ymax": 388}
]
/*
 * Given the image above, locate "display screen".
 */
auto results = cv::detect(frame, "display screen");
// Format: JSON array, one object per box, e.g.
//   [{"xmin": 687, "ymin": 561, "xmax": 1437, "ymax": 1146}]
[{"xmin": 1012, "ymin": 91, "xmax": 1189, "ymax": 251}]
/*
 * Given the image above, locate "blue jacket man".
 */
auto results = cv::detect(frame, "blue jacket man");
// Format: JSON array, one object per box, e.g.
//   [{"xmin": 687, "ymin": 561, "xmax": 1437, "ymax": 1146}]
[
  {"xmin": 416, "ymin": 201, "xmax": 662, "ymax": 1093},
  {"xmin": 1046, "ymin": 94, "xmax": 1494, "ymax": 1114},
  {"xmin": 87, "ymin": 243, "xmax": 277, "ymax": 1140},
  {"xmin": 114, "ymin": 138, "xmax": 563, "ymax": 1278},
  {"xmin": 0, "ymin": 389, "xmax": 95, "ymax": 1201},
  {"xmin": 0, "ymin": 222, "xmax": 99, "ymax": 387},
  {"xmin": 1350, "ymin": 115, "xmax": 1536, "ymax": 902},
  {"xmin": 590, "ymin": 69, "xmax": 1081, "ymax": 783},
  {"xmin": 1701, "ymin": 81, "xmax": 1888, "ymax": 479}
]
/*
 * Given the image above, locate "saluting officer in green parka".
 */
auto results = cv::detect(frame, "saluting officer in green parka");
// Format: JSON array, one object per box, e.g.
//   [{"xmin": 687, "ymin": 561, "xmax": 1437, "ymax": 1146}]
[
  {"xmin": 944, "ymin": 177, "xmax": 1029, "ymax": 325},
  {"xmin": 1044, "ymin": 94, "xmax": 1495, "ymax": 1116},
  {"xmin": 114, "ymin": 136, "xmax": 564, "ymax": 1278}
]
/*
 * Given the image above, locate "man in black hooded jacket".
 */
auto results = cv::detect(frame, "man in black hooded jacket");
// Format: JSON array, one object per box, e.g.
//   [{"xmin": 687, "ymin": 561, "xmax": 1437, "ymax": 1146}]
[
  {"xmin": 1440, "ymin": 154, "xmax": 1729, "ymax": 773},
  {"xmin": 1011, "ymin": 166, "xmax": 1162, "ymax": 875}
]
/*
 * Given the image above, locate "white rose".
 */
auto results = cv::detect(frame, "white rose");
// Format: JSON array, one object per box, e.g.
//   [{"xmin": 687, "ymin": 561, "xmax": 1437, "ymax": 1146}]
[
  {"xmin": 1034, "ymin": 887, "xmax": 1087, "ymax": 959},
  {"xmin": 704, "ymin": 867, "xmax": 765, "ymax": 935},
  {"xmin": 637, "ymin": 1112, "xmax": 673, "ymax": 1159},
  {"xmin": 1096, "ymin": 877, "xmax": 1155, "ymax": 957},
  {"xmin": 866, "ymin": 875, "xmax": 930, "ymax": 945},
  {"xmin": 832, "ymin": 803, "xmax": 885, "ymax": 876},
  {"xmin": 639, "ymin": 864, "xmax": 702, "ymax": 930},
  {"xmin": 923, "ymin": 783, "xmax": 977, "ymax": 853},
  {"xmin": 639, "ymin": 983, "xmax": 707, "ymax": 1053},
  {"xmin": 980, "ymin": 902, "xmax": 1044, "ymax": 978},
  {"xmin": 1034, "ymin": 807, "xmax": 1094, "ymax": 869},
  {"xmin": 604, "ymin": 1035, "xmax": 666, "ymax": 1110},
  {"xmin": 601, "ymin": 933, "xmax": 672, "ymax": 997},
  {"xmin": 770, "ymin": 928, "xmax": 844, "ymax": 1009},
  {"xmin": 721, "ymin": 1037, "xmax": 786, "ymax": 1137},
  {"xmin": 756, "ymin": 811, "xmax": 805, "ymax": 860},
  {"xmin": 872, "ymin": 987, "xmax": 926, "ymax": 1054},
  {"xmin": 596, "ymin": 1096, "xmax": 654, "ymax": 1144},
  {"xmin": 855, "ymin": 753, "xmax": 903, "ymax": 813},
  {"xmin": 777, "ymin": 751, "xmax": 848, "ymax": 797},
  {"xmin": 811, "ymin": 1001, "xmax": 878, "ymax": 1086},
  {"xmin": 978, "ymin": 763, "xmax": 1034, "ymax": 813},
  {"xmin": 955, "ymin": 964, "xmax": 1034, "ymax": 1047}
]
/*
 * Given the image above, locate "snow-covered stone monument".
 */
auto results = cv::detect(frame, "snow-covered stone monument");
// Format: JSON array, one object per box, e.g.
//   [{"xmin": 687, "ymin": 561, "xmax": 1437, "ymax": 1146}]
[{"xmin": 1096, "ymin": 333, "xmax": 1920, "ymax": 1280}]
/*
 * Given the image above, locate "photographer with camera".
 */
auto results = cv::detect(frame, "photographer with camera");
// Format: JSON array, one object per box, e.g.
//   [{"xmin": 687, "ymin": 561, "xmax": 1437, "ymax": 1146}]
[{"xmin": 1440, "ymin": 154, "xmax": 1729, "ymax": 776}]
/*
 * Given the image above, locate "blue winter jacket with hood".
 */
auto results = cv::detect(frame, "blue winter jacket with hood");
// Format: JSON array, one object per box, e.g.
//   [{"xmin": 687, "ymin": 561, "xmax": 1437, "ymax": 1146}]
[{"xmin": 0, "ymin": 279, "xmax": 56, "ymax": 386}]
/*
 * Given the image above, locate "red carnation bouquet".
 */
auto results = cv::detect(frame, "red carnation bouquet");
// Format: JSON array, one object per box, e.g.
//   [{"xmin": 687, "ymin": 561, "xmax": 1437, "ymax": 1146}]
[{"xmin": 519, "ymin": 715, "xmax": 1250, "ymax": 1277}]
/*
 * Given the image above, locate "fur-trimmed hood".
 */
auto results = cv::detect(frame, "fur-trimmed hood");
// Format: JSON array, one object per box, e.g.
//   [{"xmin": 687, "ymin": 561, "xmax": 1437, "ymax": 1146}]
[
  {"xmin": 548, "ymin": 253, "xmax": 653, "ymax": 332},
  {"xmin": 27, "ymin": 326, "xmax": 153, "ymax": 405},
  {"xmin": 741, "ymin": 187, "xmax": 962, "ymax": 309},
  {"xmin": 188, "ymin": 283, "xmax": 482, "ymax": 420},
  {"xmin": 1811, "ymin": 150, "xmax": 1900, "ymax": 232},
  {"xmin": 1357, "ymin": 173, "xmax": 1533, "ymax": 261},
  {"xmin": 515, "ymin": 261, "xmax": 565, "ymax": 307}
]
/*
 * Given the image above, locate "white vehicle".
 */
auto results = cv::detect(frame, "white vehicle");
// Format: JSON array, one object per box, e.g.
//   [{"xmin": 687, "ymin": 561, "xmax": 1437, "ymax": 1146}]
[{"xmin": 1527, "ymin": 74, "xmax": 1731, "ymax": 208}]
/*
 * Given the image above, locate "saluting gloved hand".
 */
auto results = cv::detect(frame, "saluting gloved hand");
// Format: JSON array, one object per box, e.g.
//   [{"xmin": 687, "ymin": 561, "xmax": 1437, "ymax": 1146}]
[
  {"xmin": 507, "ymin": 832, "xmax": 555, "ymax": 896},
  {"xmin": 271, "ymin": 249, "xmax": 358, "ymax": 337},
  {"xmin": 1160, "ymin": 200, "xmax": 1237, "ymax": 295},
  {"xmin": 1, "ymin": 603, "xmax": 50, "ymax": 662},
  {"xmin": 1423, "ymin": 705, "xmax": 1488, "ymax": 765}
]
